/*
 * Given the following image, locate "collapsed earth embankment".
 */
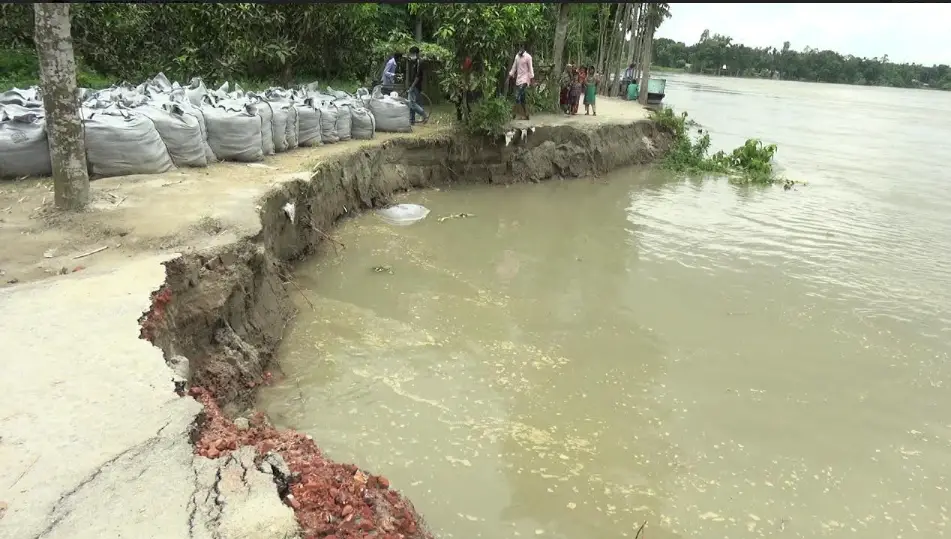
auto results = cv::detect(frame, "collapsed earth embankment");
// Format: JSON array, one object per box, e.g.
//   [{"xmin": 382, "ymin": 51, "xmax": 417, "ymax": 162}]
[
  {"xmin": 0, "ymin": 111, "xmax": 671, "ymax": 539},
  {"xmin": 140, "ymin": 117, "xmax": 673, "ymax": 538}
]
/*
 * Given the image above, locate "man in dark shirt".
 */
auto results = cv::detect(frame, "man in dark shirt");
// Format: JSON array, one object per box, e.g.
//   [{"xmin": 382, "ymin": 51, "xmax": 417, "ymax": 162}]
[{"xmin": 407, "ymin": 46, "xmax": 429, "ymax": 125}]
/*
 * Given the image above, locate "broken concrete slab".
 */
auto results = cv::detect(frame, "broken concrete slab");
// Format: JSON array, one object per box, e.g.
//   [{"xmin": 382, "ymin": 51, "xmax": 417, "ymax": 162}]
[{"xmin": 191, "ymin": 447, "xmax": 299, "ymax": 539}]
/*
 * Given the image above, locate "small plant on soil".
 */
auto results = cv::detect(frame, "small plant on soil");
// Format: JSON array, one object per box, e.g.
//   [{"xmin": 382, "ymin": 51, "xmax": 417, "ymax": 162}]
[
  {"xmin": 464, "ymin": 95, "xmax": 514, "ymax": 138},
  {"xmin": 652, "ymin": 107, "xmax": 795, "ymax": 187}
]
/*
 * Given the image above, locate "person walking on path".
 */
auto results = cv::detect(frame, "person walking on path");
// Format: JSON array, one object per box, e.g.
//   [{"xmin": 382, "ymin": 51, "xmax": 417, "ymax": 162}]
[
  {"xmin": 508, "ymin": 45, "xmax": 534, "ymax": 120},
  {"xmin": 381, "ymin": 51, "xmax": 402, "ymax": 95},
  {"xmin": 406, "ymin": 46, "xmax": 429, "ymax": 125},
  {"xmin": 584, "ymin": 65, "xmax": 600, "ymax": 116}
]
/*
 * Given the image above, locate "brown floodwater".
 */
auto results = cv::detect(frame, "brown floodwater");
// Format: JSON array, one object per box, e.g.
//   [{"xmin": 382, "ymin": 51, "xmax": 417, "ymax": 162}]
[{"xmin": 258, "ymin": 74, "xmax": 951, "ymax": 538}]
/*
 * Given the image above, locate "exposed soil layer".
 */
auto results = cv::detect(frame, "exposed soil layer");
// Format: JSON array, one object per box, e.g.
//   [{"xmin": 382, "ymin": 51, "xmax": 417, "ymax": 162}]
[{"xmin": 141, "ymin": 119, "xmax": 674, "ymax": 537}]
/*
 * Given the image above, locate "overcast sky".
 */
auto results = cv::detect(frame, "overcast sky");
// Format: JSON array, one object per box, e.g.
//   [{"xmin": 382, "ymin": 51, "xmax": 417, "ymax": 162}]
[{"xmin": 655, "ymin": 3, "xmax": 951, "ymax": 66}]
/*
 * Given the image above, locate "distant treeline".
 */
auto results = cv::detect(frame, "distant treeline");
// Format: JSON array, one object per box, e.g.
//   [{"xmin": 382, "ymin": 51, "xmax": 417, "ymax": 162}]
[{"xmin": 653, "ymin": 32, "xmax": 951, "ymax": 90}]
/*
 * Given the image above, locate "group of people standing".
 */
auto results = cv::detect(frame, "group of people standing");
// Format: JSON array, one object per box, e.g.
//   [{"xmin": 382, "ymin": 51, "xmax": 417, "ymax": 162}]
[
  {"xmin": 381, "ymin": 44, "xmax": 606, "ymax": 125},
  {"xmin": 559, "ymin": 64, "xmax": 601, "ymax": 116}
]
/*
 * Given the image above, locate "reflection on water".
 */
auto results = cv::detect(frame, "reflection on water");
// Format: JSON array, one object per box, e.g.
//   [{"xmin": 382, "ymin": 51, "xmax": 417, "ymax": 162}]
[{"xmin": 258, "ymin": 74, "xmax": 951, "ymax": 538}]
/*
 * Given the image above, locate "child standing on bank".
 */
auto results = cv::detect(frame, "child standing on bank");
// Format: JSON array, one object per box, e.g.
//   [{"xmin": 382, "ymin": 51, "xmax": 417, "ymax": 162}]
[
  {"xmin": 584, "ymin": 65, "xmax": 600, "ymax": 116},
  {"xmin": 568, "ymin": 69, "xmax": 583, "ymax": 115}
]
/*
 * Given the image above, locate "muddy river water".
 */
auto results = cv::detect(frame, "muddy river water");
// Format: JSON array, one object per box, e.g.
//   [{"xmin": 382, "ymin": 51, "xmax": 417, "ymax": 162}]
[{"xmin": 258, "ymin": 74, "xmax": 951, "ymax": 538}]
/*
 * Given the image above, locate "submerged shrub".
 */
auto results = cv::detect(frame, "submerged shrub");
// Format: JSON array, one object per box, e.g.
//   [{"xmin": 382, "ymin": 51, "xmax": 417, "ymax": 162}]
[{"xmin": 652, "ymin": 107, "xmax": 792, "ymax": 186}]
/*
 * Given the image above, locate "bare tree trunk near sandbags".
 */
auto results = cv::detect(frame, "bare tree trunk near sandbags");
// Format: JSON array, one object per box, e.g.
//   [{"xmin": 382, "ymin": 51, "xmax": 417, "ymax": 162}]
[{"xmin": 34, "ymin": 3, "xmax": 88, "ymax": 211}]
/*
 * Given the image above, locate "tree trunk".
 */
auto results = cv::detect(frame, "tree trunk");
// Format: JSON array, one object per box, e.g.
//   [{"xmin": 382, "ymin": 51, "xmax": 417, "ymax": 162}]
[
  {"xmin": 414, "ymin": 16, "xmax": 423, "ymax": 41},
  {"xmin": 595, "ymin": 4, "xmax": 609, "ymax": 74},
  {"xmin": 638, "ymin": 23, "xmax": 655, "ymax": 105},
  {"xmin": 630, "ymin": 4, "xmax": 643, "ymax": 77},
  {"xmin": 551, "ymin": 2, "xmax": 570, "ymax": 106},
  {"xmin": 34, "ymin": 3, "xmax": 88, "ymax": 211},
  {"xmin": 602, "ymin": 3, "xmax": 624, "ymax": 96},
  {"xmin": 610, "ymin": 3, "xmax": 632, "ymax": 97}
]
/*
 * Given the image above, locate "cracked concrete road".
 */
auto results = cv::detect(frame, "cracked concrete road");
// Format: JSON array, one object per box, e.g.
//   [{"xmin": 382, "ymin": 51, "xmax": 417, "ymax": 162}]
[{"xmin": 0, "ymin": 254, "xmax": 297, "ymax": 539}]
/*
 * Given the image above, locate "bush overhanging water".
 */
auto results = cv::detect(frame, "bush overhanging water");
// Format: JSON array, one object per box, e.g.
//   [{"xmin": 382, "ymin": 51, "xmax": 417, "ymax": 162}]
[{"xmin": 652, "ymin": 107, "xmax": 793, "ymax": 186}]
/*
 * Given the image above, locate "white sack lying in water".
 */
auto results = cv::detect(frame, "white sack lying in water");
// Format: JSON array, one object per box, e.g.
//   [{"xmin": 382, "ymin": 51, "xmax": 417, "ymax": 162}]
[{"xmin": 378, "ymin": 204, "xmax": 430, "ymax": 226}]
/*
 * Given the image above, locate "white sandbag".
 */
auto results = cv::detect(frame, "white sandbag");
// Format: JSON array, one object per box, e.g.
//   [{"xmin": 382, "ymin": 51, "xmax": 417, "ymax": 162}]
[
  {"xmin": 295, "ymin": 100, "xmax": 321, "ymax": 147},
  {"xmin": 151, "ymin": 89, "xmax": 217, "ymax": 164},
  {"xmin": 171, "ymin": 90, "xmax": 217, "ymax": 163},
  {"xmin": 316, "ymin": 101, "xmax": 339, "ymax": 143},
  {"xmin": 378, "ymin": 204, "xmax": 430, "ymax": 226},
  {"xmin": 355, "ymin": 87, "xmax": 371, "ymax": 108},
  {"xmin": 334, "ymin": 102, "xmax": 352, "ymax": 141},
  {"xmin": 350, "ymin": 107, "xmax": 376, "ymax": 140},
  {"xmin": 221, "ymin": 98, "xmax": 273, "ymax": 156},
  {"xmin": 248, "ymin": 100, "xmax": 275, "ymax": 155},
  {"xmin": 149, "ymin": 72, "xmax": 173, "ymax": 94},
  {"xmin": 212, "ymin": 82, "xmax": 230, "ymax": 102},
  {"xmin": 0, "ymin": 87, "xmax": 42, "ymax": 108},
  {"xmin": 264, "ymin": 100, "xmax": 289, "ymax": 152},
  {"xmin": 202, "ymin": 103, "xmax": 264, "ymax": 163},
  {"xmin": 185, "ymin": 78, "xmax": 209, "ymax": 107},
  {"xmin": 368, "ymin": 95, "xmax": 412, "ymax": 133},
  {"xmin": 282, "ymin": 102, "xmax": 299, "ymax": 149},
  {"xmin": 0, "ymin": 105, "xmax": 52, "ymax": 178},
  {"xmin": 90, "ymin": 86, "xmax": 148, "ymax": 108},
  {"xmin": 136, "ymin": 104, "xmax": 207, "ymax": 168},
  {"xmin": 83, "ymin": 107, "xmax": 175, "ymax": 178},
  {"xmin": 325, "ymin": 87, "xmax": 350, "ymax": 100},
  {"xmin": 263, "ymin": 89, "xmax": 298, "ymax": 148}
]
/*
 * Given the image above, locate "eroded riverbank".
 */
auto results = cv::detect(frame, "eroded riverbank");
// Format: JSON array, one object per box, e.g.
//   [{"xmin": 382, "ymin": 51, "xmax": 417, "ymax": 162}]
[
  {"xmin": 0, "ymin": 100, "xmax": 673, "ymax": 538},
  {"xmin": 145, "ymin": 117, "xmax": 672, "ymax": 538}
]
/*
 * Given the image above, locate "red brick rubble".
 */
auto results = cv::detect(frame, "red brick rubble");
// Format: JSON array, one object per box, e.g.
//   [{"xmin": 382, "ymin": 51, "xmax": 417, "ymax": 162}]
[{"xmin": 189, "ymin": 387, "xmax": 432, "ymax": 539}]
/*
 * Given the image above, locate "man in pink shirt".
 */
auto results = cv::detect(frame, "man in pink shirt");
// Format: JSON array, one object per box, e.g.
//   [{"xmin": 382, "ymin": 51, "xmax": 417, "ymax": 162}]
[{"xmin": 508, "ymin": 45, "xmax": 534, "ymax": 120}]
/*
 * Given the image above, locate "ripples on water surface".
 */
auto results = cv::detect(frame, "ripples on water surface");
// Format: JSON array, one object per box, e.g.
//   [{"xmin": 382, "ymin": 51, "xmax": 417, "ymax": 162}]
[{"xmin": 258, "ymin": 74, "xmax": 951, "ymax": 538}]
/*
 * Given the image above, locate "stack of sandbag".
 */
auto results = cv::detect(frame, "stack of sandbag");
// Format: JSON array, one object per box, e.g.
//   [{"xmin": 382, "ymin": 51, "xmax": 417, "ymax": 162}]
[
  {"xmin": 331, "ymin": 92, "xmax": 375, "ymax": 141},
  {"xmin": 203, "ymin": 100, "xmax": 265, "ymax": 163},
  {"xmin": 368, "ymin": 87, "xmax": 411, "ymax": 133},
  {"xmin": 264, "ymin": 89, "xmax": 300, "ymax": 150},
  {"xmin": 82, "ymin": 106, "xmax": 175, "ymax": 177},
  {"xmin": 0, "ymin": 104, "xmax": 52, "ymax": 178}
]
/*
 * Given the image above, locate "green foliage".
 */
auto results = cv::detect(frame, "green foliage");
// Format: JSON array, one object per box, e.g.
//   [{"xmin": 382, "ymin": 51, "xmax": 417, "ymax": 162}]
[
  {"xmin": 372, "ymin": 31, "xmax": 454, "ymax": 70},
  {"xmin": 527, "ymin": 81, "xmax": 559, "ymax": 114},
  {"xmin": 654, "ymin": 34, "xmax": 951, "ymax": 90},
  {"xmin": 0, "ymin": 47, "xmax": 114, "ymax": 90},
  {"xmin": 0, "ymin": 3, "xmax": 389, "ymax": 85},
  {"xmin": 652, "ymin": 108, "xmax": 786, "ymax": 186},
  {"xmin": 464, "ymin": 96, "xmax": 512, "ymax": 138}
]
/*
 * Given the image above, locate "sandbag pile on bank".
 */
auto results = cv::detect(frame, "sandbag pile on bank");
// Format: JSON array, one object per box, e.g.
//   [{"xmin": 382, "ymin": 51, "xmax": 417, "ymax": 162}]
[{"xmin": 0, "ymin": 73, "xmax": 395, "ymax": 180}]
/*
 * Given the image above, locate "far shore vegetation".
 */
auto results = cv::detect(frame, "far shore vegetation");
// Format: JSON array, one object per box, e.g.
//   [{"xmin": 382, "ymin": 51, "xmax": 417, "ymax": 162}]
[{"xmin": 652, "ymin": 30, "xmax": 951, "ymax": 91}]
